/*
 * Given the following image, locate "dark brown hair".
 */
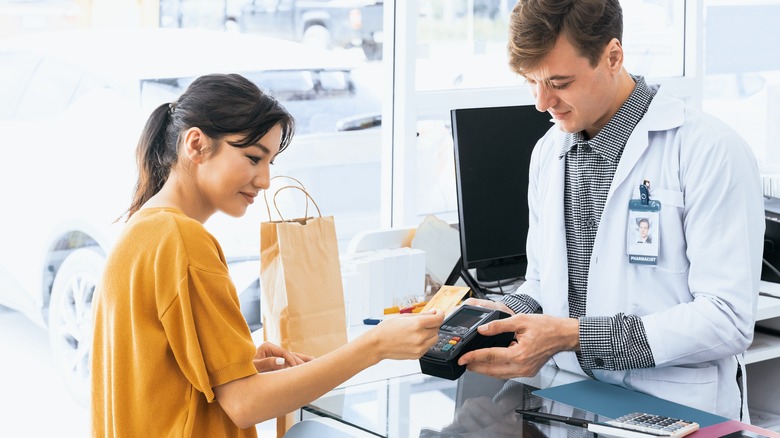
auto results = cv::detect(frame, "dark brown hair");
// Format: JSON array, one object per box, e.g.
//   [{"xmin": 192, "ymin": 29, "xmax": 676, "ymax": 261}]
[
  {"xmin": 124, "ymin": 73, "xmax": 295, "ymax": 220},
  {"xmin": 507, "ymin": 0, "xmax": 623, "ymax": 75}
]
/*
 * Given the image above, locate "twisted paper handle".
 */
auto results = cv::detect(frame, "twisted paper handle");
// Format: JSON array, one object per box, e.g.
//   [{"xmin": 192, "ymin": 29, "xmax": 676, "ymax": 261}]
[
  {"xmin": 271, "ymin": 185, "xmax": 322, "ymax": 222},
  {"xmin": 263, "ymin": 175, "xmax": 310, "ymax": 221}
]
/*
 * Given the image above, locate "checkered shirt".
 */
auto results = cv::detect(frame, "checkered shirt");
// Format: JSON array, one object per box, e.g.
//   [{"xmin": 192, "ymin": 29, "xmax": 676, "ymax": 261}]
[{"xmin": 503, "ymin": 75, "xmax": 658, "ymax": 375}]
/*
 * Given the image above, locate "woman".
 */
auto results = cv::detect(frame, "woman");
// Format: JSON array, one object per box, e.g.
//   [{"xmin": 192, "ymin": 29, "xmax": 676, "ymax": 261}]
[{"xmin": 91, "ymin": 73, "xmax": 444, "ymax": 437}]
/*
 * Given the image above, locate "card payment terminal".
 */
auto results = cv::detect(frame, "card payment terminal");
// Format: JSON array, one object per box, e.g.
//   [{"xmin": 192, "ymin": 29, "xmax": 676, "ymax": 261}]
[{"xmin": 420, "ymin": 305, "xmax": 514, "ymax": 380}]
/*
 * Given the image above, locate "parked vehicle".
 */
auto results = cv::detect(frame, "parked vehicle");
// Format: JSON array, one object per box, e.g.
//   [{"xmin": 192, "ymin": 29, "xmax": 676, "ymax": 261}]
[
  {"xmin": 358, "ymin": 0, "xmax": 383, "ymax": 60},
  {"xmin": 238, "ymin": 0, "xmax": 384, "ymax": 60},
  {"xmin": 0, "ymin": 27, "xmax": 381, "ymax": 406}
]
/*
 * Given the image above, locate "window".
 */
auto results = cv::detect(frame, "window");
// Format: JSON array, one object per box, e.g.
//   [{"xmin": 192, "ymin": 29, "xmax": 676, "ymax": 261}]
[
  {"xmin": 5, "ymin": 2, "xmax": 780, "ymax": 437},
  {"xmin": 389, "ymin": 0, "xmax": 689, "ymax": 229},
  {"xmin": 0, "ymin": 52, "xmax": 40, "ymax": 119},
  {"xmin": 701, "ymin": 1, "xmax": 780, "ymax": 189},
  {"xmin": 16, "ymin": 57, "xmax": 84, "ymax": 119}
]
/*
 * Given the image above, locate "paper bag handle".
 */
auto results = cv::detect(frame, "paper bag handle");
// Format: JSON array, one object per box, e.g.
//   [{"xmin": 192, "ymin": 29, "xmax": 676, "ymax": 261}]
[
  {"xmin": 263, "ymin": 175, "xmax": 309, "ymax": 220},
  {"xmin": 272, "ymin": 185, "xmax": 323, "ymax": 222}
]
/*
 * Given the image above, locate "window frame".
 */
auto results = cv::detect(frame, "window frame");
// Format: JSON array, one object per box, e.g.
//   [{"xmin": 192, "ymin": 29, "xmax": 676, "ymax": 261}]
[{"xmin": 381, "ymin": 0, "xmax": 704, "ymax": 229}]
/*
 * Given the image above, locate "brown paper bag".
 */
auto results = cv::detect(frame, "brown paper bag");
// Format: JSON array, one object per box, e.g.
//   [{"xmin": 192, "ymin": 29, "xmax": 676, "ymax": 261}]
[{"xmin": 260, "ymin": 183, "xmax": 347, "ymax": 357}]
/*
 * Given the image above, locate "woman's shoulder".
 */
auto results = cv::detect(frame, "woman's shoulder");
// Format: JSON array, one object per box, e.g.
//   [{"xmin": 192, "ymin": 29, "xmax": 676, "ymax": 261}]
[
  {"xmin": 129, "ymin": 207, "xmax": 204, "ymax": 235},
  {"xmin": 125, "ymin": 208, "xmax": 223, "ymax": 260}
]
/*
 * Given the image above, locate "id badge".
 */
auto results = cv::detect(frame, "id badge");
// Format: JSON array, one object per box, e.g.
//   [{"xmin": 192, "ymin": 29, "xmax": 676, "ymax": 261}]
[{"xmin": 627, "ymin": 198, "xmax": 660, "ymax": 265}]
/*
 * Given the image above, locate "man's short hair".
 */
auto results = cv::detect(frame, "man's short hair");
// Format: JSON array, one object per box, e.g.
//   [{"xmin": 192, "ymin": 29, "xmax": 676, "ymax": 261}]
[{"xmin": 507, "ymin": 0, "xmax": 623, "ymax": 75}]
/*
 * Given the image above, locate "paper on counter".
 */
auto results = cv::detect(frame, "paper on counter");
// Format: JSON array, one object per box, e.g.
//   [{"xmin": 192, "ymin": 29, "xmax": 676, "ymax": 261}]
[{"xmin": 411, "ymin": 215, "xmax": 460, "ymax": 285}]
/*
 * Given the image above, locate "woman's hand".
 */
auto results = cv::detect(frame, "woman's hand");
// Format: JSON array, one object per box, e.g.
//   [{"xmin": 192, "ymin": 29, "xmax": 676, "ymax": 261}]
[
  {"xmin": 368, "ymin": 310, "xmax": 445, "ymax": 360},
  {"xmin": 253, "ymin": 341, "xmax": 314, "ymax": 373}
]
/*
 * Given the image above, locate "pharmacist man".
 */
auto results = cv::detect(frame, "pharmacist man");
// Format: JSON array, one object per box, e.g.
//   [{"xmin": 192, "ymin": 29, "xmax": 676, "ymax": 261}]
[{"xmin": 460, "ymin": 0, "xmax": 764, "ymax": 421}]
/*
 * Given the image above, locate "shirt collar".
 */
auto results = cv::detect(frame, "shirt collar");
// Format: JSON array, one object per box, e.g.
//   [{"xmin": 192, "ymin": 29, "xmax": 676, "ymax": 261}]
[{"xmin": 558, "ymin": 75, "xmax": 655, "ymax": 161}]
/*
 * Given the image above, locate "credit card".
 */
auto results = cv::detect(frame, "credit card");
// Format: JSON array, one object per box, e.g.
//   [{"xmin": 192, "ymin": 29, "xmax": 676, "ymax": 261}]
[{"xmin": 421, "ymin": 285, "xmax": 471, "ymax": 314}]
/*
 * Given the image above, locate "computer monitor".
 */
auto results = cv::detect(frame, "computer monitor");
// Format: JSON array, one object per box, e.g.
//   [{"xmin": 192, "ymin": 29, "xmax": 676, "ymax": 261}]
[
  {"xmin": 451, "ymin": 104, "xmax": 554, "ymax": 286},
  {"xmin": 762, "ymin": 196, "xmax": 780, "ymax": 282}
]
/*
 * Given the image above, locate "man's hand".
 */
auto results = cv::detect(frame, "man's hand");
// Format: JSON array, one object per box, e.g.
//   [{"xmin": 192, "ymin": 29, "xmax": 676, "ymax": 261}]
[
  {"xmin": 457, "ymin": 313, "xmax": 579, "ymax": 379},
  {"xmin": 461, "ymin": 297, "xmax": 514, "ymax": 314}
]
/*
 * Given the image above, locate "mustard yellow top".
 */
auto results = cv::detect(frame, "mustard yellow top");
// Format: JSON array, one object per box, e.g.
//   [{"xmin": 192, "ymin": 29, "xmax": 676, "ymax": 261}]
[{"xmin": 91, "ymin": 208, "xmax": 258, "ymax": 437}]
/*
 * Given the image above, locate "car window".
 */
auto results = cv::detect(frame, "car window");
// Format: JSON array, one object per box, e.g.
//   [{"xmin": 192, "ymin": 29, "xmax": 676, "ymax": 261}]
[
  {"xmin": 146, "ymin": 70, "xmax": 380, "ymax": 136},
  {"xmin": 140, "ymin": 78, "xmax": 188, "ymax": 114},
  {"xmin": 254, "ymin": 69, "xmax": 363, "ymax": 133},
  {"xmin": 318, "ymin": 70, "xmax": 350, "ymax": 92},
  {"xmin": 250, "ymin": 70, "xmax": 318, "ymax": 97},
  {"xmin": 16, "ymin": 56, "xmax": 84, "ymax": 120},
  {"xmin": 0, "ymin": 52, "xmax": 40, "ymax": 119},
  {"xmin": 72, "ymin": 73, "xmax": 109, "ymax": 103}
]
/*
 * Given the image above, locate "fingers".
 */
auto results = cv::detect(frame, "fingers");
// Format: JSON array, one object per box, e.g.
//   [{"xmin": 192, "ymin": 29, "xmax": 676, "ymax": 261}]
[
  {"xmin": 457, "ymin": 340, "xmax": 546, "ymax": 379},
  {"xmin": 373, "ymin": 310, "xmax": 445, "ymax": 360},
  {"xmin": 255, "ymin": 341, "xmax": 314, "ymax": 367},
  {"xmin": 462, "ymin": 298, "xmax": 497, "ymax": 309},
  {"xmin": 255, "ymin": 341, "xmax": 286, "ymax": 359},
  {"xmin": 253, "ymin": 357, "xmax": 289, "ymax": 373},
  {"xmin": 458, "ymin": 348, "xmax": 529, "ymax": 380},
  {"xmin": 419, "ymin": 308, "xmax": 446, "ymax": 327},
  {"xmin": 294, "ymin": 352, "xmax": 315, "ymax": 363},
  {"xmin": 382, "ymin": 309, "xmax": 444, "ymax": 329},
  {"xmin": 458, "ymin": 345, "xmax": 505, "ymax": 367},
  {"xmin": 278, "ymin": 351, "xmax": 309, "ymax": 366},
  {"xmin": 475, "ymin": 317, "xmax": 517, "ymax": 336},
  {"xmin": 256, "ymin": 351, "xmax": 313, "ymax": 372},
  {"xmin": 461, "ymin": 298, "xmax": 514, "ymax": 315},
  {"xmin": 413, "ymin": 310, "xmax": 445, "ymax": 352}
]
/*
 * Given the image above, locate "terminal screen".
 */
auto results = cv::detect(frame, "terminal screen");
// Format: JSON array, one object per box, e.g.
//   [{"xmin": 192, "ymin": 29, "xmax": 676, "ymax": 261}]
[{"xmin": 447, "ymin": 308, "xmax": 485, "ymax": 329}]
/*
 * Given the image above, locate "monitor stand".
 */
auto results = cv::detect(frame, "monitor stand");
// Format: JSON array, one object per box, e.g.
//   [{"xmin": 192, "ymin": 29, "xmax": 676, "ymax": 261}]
[{"xmin": 444, "ymin": 257, "xmax": 489, "ymax": 300}]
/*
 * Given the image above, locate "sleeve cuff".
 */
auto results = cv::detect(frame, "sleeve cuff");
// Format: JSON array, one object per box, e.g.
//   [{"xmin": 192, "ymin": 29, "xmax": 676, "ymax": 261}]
[
  {"xmin": 578, "ymin": 315, "xmax": 656, "ymax": 372},
  {"xmin": 578, "ymin": 316, "xmax": 615, "ymax": 371},
  {"xmin": 501, "ymin": 294, "xmax": 542, "ymax": 314}
]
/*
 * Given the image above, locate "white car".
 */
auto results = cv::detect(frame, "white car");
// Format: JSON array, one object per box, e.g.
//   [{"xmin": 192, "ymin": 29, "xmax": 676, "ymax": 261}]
[{"xmin": 0, "ymin": 27, "xmax": 381, "ymax": 405}]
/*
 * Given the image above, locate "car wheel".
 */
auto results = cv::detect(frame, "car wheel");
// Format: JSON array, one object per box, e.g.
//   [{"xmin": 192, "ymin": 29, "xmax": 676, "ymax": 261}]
[
  {"xmin": 48, "ymin": 248, "xmax": 104, "ymax": 407},
  {"xmin": 302, "ymin": 24, "xmax": 331, "ymax": 51}
]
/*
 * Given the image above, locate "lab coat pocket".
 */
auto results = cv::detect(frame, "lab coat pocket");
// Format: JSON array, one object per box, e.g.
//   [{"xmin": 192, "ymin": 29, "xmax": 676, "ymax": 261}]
[
  {"xmin": 654, "ymin": 189, "xmax": 688, "ymax": 274},
  {"xmin": 650, "ymin": 189, "xmax": 684, "ymax": 208},
  {"xmin": 625, "ymin": 365, "xmax": 718, "ymax": 414}
]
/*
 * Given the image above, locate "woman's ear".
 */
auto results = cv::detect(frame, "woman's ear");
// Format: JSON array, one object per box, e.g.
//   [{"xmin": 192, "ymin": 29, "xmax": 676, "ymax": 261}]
[{"xmin": 182, "ymin": 127, "xmax": 206, "ymax": 163}]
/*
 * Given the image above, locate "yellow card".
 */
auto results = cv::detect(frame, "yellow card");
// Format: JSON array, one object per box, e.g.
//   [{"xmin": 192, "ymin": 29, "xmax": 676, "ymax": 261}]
[{"xmin": 421, "ymin": 285, "xmax": 471, "ymax": 314}]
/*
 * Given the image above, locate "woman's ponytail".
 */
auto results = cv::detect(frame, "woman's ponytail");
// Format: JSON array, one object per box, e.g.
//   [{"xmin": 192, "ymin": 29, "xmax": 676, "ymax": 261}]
[{"xmin": 122, "ymin": 102, "xmax": 178, "ymax": 220}]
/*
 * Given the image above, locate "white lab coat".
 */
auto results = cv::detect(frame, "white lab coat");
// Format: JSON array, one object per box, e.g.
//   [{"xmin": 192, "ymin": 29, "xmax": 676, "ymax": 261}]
[{"xmin": 516, "ymin": 85, "xmax": 765, "ymax": 420}]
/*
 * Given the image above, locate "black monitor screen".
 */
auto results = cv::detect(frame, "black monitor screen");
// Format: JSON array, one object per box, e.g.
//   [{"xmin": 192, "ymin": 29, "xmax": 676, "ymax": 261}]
[
  {"xmin": 762, "ymin": 197, "xmax": 780, "ymax": 282},
  {"xmin": 451, "ymin": 105, "xmax": 554, "ymax": 282}
]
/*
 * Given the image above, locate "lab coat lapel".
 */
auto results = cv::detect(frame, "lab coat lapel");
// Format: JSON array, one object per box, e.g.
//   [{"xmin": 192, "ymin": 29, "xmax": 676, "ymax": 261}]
[
  {"xmin": 605, "ymin": 88, "xmax": 685, "ymax": 209},
  {"xmin": 607, "ymin": 124, "xmax": 651, "ymax": 207},
  {"xmin": 541, "ymin": 149, "xmax": 583, "ymax": 373},
  {"xmin": 540, "ymin": 146, "xmax": 570, "ymax": 318}
]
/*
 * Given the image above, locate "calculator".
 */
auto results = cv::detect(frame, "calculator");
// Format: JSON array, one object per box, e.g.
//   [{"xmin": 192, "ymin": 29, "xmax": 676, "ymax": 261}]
[{"xmin": 596, "ymin": 412, "xmax": 699, "ymax": 438}]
